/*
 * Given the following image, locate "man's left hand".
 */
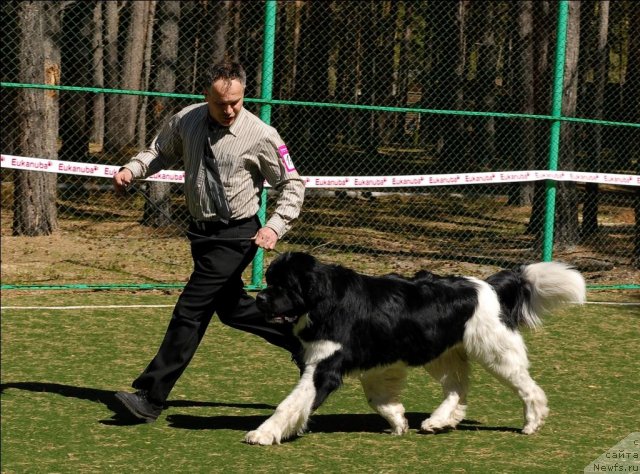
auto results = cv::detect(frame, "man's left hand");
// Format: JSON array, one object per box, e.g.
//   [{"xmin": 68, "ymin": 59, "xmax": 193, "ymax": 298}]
[{"xmin": 253, "ymin": 227, "xmax": 279, "ymax": 250}]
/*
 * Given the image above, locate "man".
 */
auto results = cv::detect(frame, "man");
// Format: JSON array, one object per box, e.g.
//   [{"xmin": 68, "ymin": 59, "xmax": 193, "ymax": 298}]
[{"xmin": 112, "ymin": 61, "xmax": 305, "ymax": 422}]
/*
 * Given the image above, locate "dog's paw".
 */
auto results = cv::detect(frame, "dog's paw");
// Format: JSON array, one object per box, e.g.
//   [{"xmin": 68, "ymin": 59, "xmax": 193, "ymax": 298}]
[
  {"xmin": 522, "ymin": 406, "xmax": 548, "ymax": 435},
  {"xmin": 244, "ymin": 429, "xmax": 281, "ymax": 446},
  {"xmin": 521, "ymin": 421, "xmax": 544, "ymax": 435},
  {"xmin": 419, "ymin": 418, "xmax": 452, "ymax": 434},
  {"xmin": 390, "ymin": 418, "xmax": 409, "ymax": 436}
]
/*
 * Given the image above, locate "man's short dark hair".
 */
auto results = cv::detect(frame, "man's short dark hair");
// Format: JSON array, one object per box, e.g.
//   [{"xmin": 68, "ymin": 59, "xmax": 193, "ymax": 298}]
[{"xmin": 205, "ymin": 61, "xmax": 246, "ymax": 89}]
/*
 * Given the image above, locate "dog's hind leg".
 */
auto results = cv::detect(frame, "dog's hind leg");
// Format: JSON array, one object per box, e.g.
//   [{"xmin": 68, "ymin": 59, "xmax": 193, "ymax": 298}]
[
  {"xmin": 359, "ymin": 362, "xmax": 409, "ymax": 435},
  {"xmin": 463, "ymin": 279, "xmax": 549, "ymax": 434},
  {"xmin": 471, "ymin": 332, "xmax": 548, "ymax": 435},
  {"xmin": 421, "ymin": 345, "xmax": 470, "ymax": 433}
]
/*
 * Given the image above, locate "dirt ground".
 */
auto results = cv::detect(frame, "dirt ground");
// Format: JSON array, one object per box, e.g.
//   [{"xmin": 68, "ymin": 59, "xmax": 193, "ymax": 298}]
[
  {"xmin": 1, "ymin": 218, "xmax": 638, "ymax": 304},
  {"xmin": 1, "ymin": 186, "xmax": 638, "ymax": 302}
]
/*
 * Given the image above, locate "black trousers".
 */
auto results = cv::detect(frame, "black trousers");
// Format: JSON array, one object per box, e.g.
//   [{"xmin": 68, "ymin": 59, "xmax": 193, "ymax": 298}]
[{"xmin": 132, "ymin": 216, "xmax": 300, "ymax": 404}]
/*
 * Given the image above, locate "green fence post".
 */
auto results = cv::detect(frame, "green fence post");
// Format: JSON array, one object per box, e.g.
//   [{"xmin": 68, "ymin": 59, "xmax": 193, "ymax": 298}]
[
  {"xmin": 250, "ymin": 0, "xmax": 277, "ymax": 289},
  {"xmin": 543, "ymin": 0, "xmax": 570, "ymax": 262}
]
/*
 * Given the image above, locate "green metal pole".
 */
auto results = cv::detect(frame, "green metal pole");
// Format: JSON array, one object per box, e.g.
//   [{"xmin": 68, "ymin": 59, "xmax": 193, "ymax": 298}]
[
  {"xmin": 542, "ymin": 0, "xmax": 570, "ymax": 262},
  {"xmin": 250, "ymin": 0, "xmax": 277, "ymax": 289}
]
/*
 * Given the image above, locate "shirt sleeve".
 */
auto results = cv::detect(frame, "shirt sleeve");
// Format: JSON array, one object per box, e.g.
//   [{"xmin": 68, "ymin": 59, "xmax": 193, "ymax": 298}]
[
  {"xmin": 258, "ymin": 128, "xmax": 305, "ymax": 238},
  {"xmin": 122, "ymin": 114, "xmax": 182, "ymax": 179}
]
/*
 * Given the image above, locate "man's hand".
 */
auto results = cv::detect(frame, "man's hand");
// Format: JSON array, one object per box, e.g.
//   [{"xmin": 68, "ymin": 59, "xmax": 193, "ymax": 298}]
[
  {"xmin": 253, "ymin": 227, "xmax": 279, "ymax": 250},
  {"xmin": 113, "ymin": 168, "xmax": 134, "ymax": 194}
]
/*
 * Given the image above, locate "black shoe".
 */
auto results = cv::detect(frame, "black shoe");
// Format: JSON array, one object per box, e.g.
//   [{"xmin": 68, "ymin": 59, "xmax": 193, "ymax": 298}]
[{"xmin": 115, "ymin": 390, "xmax": 163, "ymax": 422}]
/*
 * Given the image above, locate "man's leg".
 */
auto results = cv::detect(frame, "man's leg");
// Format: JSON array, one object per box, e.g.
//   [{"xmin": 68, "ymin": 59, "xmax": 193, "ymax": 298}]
[
  {"xmin": 117, "ymin": 218, "xmax": 261, "ymax": 419},
  {"xmin": 216, "ymin": 279, "xmax": 301, "ymax": 355}
]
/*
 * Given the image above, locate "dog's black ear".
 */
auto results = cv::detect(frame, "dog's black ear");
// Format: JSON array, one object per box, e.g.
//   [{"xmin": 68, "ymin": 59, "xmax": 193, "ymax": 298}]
[
  {"xmin": 279, "ymin": 252, "xmax": 317, "ymax": 278},
  {"xmin": 285, "ymin": 253, "xmax": 329, "ymax": 304}
]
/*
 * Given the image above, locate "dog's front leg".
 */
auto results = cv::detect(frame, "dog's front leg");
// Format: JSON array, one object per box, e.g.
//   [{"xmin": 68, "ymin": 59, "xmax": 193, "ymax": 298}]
[
  {"xmin": 245, "ymin": 348, "xmax": 344, "ymax": 445},
  {"xmin": 244, "ymin": 365, "xmax": 318, "ymax": 445}
]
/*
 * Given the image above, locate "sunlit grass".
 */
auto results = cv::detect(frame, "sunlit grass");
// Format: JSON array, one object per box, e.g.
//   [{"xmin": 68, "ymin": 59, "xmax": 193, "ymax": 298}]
[{"xmin": 1, "ymin": 291, "xmax": 638, "ymax": 472}]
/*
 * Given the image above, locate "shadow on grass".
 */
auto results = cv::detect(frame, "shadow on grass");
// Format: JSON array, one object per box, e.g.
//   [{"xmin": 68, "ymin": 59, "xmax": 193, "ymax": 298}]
[
  {"xmin": 166, "ymin": 411, "xmax": 521, "ymax": 435},
  {"xmin": 1, "ymin": 381, "xmax": 521, "ymax": 435},
  {"xmin": 0, "ymin": 382, "xmax": 275, "ymax": 426}
]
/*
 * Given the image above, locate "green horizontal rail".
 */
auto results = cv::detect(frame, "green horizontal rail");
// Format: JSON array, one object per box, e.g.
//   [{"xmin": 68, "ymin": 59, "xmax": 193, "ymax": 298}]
[
  {"xmin": 586, "ymin": 284, "xmax": 640, "ymax": 290},
  {"xmin": 2, "ymin": 82, "xmax": 639, "ymax": 129},
  {"xmin": 0, "ymin": 283, "xmax": 265, "ymax": 291},
  {"xmin": 1, "ymin": 283, "xmax": 638, "ymax": 291}
]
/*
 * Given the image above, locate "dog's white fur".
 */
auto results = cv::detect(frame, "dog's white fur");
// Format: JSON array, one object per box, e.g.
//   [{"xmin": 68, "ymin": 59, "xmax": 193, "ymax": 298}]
[{"xmin": 245, "ymin": 262, "xmax": 585, "ymax": 445}]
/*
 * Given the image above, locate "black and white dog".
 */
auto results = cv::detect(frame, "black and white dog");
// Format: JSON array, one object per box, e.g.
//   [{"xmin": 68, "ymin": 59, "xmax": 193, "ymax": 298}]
[{"xmin": 244, "ymin": 252, "xmax": 586, "ymax": 445}]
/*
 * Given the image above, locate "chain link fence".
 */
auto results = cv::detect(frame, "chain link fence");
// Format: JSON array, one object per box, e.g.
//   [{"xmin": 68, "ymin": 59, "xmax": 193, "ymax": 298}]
[{"xmin": 1, "ymin": 0, "xmax": 639, "ymax": 291}]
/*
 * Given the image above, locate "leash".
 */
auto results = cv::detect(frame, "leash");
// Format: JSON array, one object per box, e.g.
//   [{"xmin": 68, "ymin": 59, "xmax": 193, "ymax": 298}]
[{"xmin": 122, "ymin": 182, "xmax": 277, "ymax": 249}]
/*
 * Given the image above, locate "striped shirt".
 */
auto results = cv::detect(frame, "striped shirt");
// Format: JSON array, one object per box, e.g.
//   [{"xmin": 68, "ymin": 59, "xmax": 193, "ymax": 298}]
[{"xmin": 123, "ymin": 103, "xmax": 305, "ymax": 237}]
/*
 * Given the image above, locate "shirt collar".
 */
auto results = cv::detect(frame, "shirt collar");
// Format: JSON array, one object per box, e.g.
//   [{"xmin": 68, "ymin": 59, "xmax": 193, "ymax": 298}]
[{"xmin": 205, "ymin": 107, "xmax": 244, "ymax": 137}]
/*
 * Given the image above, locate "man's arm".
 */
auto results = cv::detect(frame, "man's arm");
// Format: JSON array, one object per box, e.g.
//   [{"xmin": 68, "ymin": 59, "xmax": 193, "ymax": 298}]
[
  {"xmin": 113, "ymin": 115, "xmax": 182, "ymax": 192},
  {"xmin": 257, "ymin": 132, "xmax": 305, "ymax": 241},
  {"xmin": 113, "ymin": 168, "xmax": 134, "ymax": 194}
]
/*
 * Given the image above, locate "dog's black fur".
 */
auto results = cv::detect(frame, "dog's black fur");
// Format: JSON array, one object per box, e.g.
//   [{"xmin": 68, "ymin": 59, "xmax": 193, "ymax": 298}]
[
  {"xmin": 258, "ymin": 253, "xmax": 479, "ymax": 375},
  {"xmin": 244, "ymin": 252, "xmax": 585, "ymax": 445}
]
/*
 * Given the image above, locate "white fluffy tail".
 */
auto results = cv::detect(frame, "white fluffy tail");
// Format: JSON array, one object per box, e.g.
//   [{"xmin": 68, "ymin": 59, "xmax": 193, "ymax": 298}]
[{"xmin": 521, "ymin": 262, "xmax": 586, "ymax": 328}]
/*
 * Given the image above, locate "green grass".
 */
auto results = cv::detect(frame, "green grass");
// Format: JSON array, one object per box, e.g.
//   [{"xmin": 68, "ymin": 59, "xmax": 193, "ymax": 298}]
[{"xmin": 1, "ymin": 291, "xmax": 638, "ymax": 473}]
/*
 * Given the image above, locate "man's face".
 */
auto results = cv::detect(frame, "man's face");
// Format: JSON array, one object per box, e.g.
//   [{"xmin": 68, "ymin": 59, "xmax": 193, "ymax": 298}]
[{"xmin": 205, "ymin": 78, "xmax": 244, "ymax": 127}]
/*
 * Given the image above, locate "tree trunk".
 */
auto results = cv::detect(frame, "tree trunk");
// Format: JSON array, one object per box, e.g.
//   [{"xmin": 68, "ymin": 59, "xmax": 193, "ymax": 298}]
[
  {"xmin": 582, "ymin": 0, "xmax": 609, "ymax": 237},
  {"xmin": 554, "ymin": 0, "xmax": 581, "ymax": 250},
  {"xmin": 142, "ymin": 1, "xmax": 180, "ymax": 228},
  {"xmin": 426, "ymin": 0, "xmax": 470, "ymax": 173},
  {"xmin": 332, "ymin": 0, "xmax": 360, "ymax": 154},
  {"xmin": 91, "ymin": 2, "xmax": 105, "ymax": 150},
  {"xmin": 136, "ymin": 0, "xmax": 157, "ymax": 149},
  {"xmin": 527, "ymin": 0, "xmax": 553, "ymax": 237},
  {"xmin": 59, "ymin": 2, "xmax": 92, "ymax": 163},
  {"xmin": 358, "ymin": 1, "xmax": 383, "ymax": 157},
  {"xmin": 477, "ymin": 0, "xmax": 498, "ymax": 170},
  {"xmin": 103, "ymin": 1, "xmax": 121, "ymax": 156},
  {"xmin": 175, "ymin": 1, "xmax": 198, "ymax": 94},
  {"xmin": 627, "ymin": 2, "xmax": 640, "ymax": 267},
  {"xmin": 296, "ymin": 0, "xmax": 332, "ymax": 171},
  {"xmin": 272, "ymin": 0, "xmax": 303, "ymax": 141},
  {"xmin": 104, "ymin": 1, "xmax": 154, "ymax": 154},
  {"xmin": 511, "ymin": 0, "xmax": 536, "ymax": 206},
  {"xmin": 14, "ymin": 1, "xmax": 60, "ymax": 236},
  {"xmin": 194, "ymin": 0, "xmax": 229, "ymax": 90},
  {"xmin": 375, "ymin": 1, "xmax": 399, "ymax": 149},
  {"xmin": 230, "ymin": 0, "xmax": 243, "ymax": 63}
]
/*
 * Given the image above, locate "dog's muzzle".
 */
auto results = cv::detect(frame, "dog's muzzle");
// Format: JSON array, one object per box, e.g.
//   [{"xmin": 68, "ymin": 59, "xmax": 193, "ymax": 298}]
[{"xmin": 256, "ymin": 292, "xmax": 299, "ymax": 324}]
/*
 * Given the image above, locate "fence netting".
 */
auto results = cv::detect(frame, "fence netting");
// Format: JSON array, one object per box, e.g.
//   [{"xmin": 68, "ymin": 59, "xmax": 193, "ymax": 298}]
[{"xmin": 1, "ymin": 0, "xmax": 638, "ymax": 291}]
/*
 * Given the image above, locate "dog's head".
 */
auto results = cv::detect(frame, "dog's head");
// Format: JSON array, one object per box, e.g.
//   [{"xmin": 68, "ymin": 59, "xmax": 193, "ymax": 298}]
[{"xmin": 256, "ymin": 252, "xmax": 321, "ymax": 324}]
